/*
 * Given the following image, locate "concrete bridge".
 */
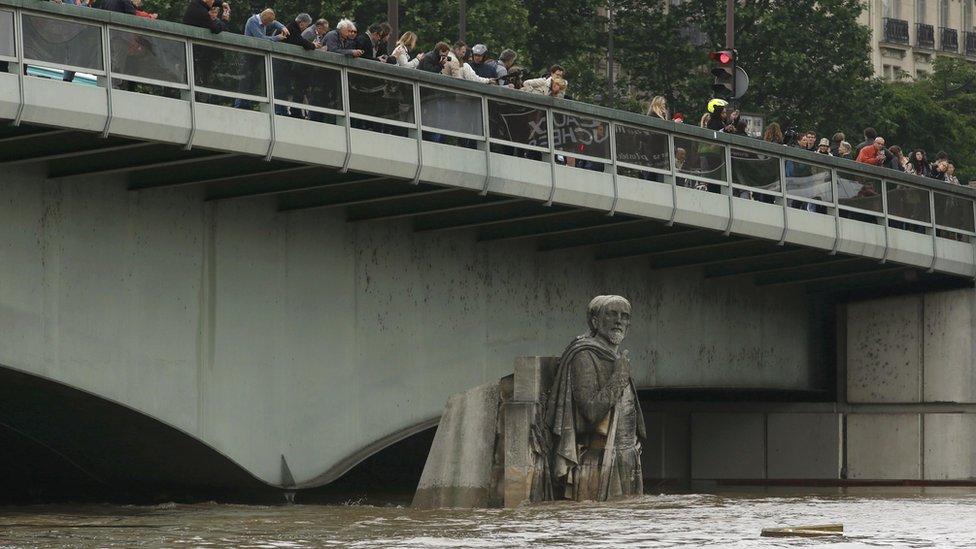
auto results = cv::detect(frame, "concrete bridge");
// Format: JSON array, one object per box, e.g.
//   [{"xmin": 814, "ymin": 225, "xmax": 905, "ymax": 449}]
[{"xmin": 2, "ymin": 0, "xmax": 975, "ymax": 501}]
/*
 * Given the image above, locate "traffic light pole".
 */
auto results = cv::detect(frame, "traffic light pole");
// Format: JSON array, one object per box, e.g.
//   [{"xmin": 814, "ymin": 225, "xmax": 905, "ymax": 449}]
[{"xmin": 726, "ymin": 0, "xmax": 735, "ymax": 108}]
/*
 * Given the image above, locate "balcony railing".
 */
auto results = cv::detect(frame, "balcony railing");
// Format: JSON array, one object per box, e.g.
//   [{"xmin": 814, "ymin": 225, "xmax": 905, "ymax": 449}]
[
  {"xmin": 0, "ymin": 0, "xmax": 974, "ymax": 247},
  {"xmin": 964, "ymin": 31, "xmax": 976, "ymax": 56},
  {"xmin": 917, "ymin": 23, "xmax": 936, "ymax": 48},
  {"xmin": 940, "ymin": 27, "xmax": 959, "ymax": 52},
  {"xmin": 882, "ymin": 17, "xmax": 910, "ymax": 44}
]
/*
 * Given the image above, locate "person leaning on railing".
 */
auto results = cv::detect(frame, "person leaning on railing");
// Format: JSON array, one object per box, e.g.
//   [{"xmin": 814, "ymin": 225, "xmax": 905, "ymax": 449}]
[
  {"xmin": 279, "ymin": 13, "xmax": 320, "ymax": 51},
  {"xmin": 301, "ymin": 19, "xmax": 329, "ymax": 49},
  {"xmin": 443, "ymin": 41, "xmax": 493, "ymax": 83},
  {"xmin": 390, "ymin": 32, "xmax": 423, "ymax": 68},
  {"xmin": 243, "ymin": 9, "xmax": 288, "ymax": 43},
  {"xmin": 521, "ymin": 65, "xmax": 567, "ymax": 98},
  {"xmin": 322, "ymin": 19, "xmax": 363, "ymax": 57},
  {"xmin": 417, "ymin": 42, "xmax": 450, "ymax": 73},
  {"xmin": 182, "ymin": 0, "xmax": 226, "ymax": 34}
]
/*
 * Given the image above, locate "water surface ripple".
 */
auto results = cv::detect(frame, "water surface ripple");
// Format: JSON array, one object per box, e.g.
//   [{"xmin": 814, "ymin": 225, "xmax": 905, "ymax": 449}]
[{"xmin": 1, "ymin": 491, "xmax": 975, "ymax": 548}]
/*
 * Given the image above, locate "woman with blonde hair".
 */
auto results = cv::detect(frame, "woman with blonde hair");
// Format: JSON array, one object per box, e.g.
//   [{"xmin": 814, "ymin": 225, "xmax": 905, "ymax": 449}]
[
  {"xmin": 699, "ymin": 112, "xmax": 710, "ymax": 128},
  {"xmin": 390, "ymin": 31, "xmax": 424, "ymax": 68},
  {"xmin": 646, "ymin": 95, "xmax": 668, "ymax": 120}
]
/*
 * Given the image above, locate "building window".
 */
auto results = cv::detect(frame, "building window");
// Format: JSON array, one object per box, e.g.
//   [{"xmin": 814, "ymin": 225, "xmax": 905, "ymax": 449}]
[
  {"xmin": 883, "ymin": 0, "xmax": 902, "ymax": 19},
  {"xmin": 918, "ymin": 0, "xmax": 927, "ymax": 24},
  {"xmin": 940, "ymin": 0, "xmax": 949, "ymax": 28},
  {"xmin": 895, "ymin": 0, "xmax": 902, "ymax": 19},
  {"xmin": 965, "ymin": 0, "xmax": 973, "ymax": 31}
]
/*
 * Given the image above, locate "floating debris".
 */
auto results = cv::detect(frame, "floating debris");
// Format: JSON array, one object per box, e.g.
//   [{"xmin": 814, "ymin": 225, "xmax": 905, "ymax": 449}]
[{"xmin": 761, "ymin": 523, "xmax": 844, "ymax": 538}]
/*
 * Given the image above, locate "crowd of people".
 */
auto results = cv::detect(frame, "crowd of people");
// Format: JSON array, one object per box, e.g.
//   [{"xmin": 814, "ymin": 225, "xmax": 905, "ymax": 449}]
[
  {"xmin": 649, "ymin": 96, "xmax": 967, "ymax": 188},
  {"xmin": 9, "ymin": 0, "xmax": 968, "ymax": 188},
  {"xmin": 173, "ymin": 0, "xmax": 568, "ymax": 98}
]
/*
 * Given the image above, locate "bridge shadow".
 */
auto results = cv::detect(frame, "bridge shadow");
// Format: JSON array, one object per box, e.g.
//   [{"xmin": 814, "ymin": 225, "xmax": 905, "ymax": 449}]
[
  {"xmin": 0, "ymin": 363, "xmax": 440, "ymax": 506},
  {"xmin": 0, "ymin": 364, "xmax": 278, "ymax": 505}
]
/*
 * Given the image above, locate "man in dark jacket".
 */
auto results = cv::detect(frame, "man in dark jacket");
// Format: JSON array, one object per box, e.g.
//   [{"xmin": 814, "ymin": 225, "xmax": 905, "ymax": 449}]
[
  {"xmin": 274, "ymin": 13, "xmax": 319, "ymax": 117},
  {"xmin": 854, "ymin": 127, "xmax": 878, "ymax": 157},
  {"xmin": 469, "ymin": 44, "xmax": 506, "ymax": 81},
  {"xmin": 281, "ymin": 13, "xmax": 319, "ymax": 50},
  {"xmin": 183, "ymin": 0, "xmax": 223, "ymax": 33},
  {"xmin": 417, "ymin": 42, "xmax": 450, "ymax": 73},
  {"xmin": 100, "ymin": 0, "xmax": 136, "ymax": 14},
  {"xmin": 354, "ymin": 22, "xmax": 390, "ymax": 61}
]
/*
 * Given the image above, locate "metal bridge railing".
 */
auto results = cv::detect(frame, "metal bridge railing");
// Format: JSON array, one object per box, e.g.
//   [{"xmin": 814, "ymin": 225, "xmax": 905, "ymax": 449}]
[{"xmin": 2, "ymin": 0, "xmax": 976, "ymax": 249}]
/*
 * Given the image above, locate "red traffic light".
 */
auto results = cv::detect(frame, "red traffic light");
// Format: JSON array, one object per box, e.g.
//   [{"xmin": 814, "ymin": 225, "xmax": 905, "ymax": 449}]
[{"xmin": 709, "ymin": 50, "xmax": 735, "ymax": 65}]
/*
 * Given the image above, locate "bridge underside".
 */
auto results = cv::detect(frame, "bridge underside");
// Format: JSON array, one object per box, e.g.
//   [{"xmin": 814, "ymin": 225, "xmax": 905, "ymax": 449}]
[{"xmin": 3, "ymin": 124, "xmax": 969, "ymax": 298}]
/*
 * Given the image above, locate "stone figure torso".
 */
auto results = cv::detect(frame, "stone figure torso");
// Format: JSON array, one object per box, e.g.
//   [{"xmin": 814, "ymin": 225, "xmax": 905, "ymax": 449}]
[
  {"xmin": 565, "ymin": 345, "xmax": 644, "ymax": 501},
  {"xmin": 541, "ymin": 295, "xmax": 645, "ymax": 502}
]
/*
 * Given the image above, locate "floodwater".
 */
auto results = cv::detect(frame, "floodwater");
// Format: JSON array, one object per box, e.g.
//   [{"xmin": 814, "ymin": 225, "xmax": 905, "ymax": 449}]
[{"xmin": 2, "ymin": 490, "xmax": 975, "ymax": 548}]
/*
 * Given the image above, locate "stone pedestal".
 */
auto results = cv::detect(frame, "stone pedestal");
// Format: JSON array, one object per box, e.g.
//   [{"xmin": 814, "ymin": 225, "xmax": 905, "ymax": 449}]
[
  {"xmin": 503, "ymin": 356, "xmax": 557, "ymax": 508},
  {"xmin": 413, "ymin": 357, "xmax": 556, "ymax": 509},
  {"xmin": 412, "ymin": 382, "xmax": 502, "ymax": 508}
]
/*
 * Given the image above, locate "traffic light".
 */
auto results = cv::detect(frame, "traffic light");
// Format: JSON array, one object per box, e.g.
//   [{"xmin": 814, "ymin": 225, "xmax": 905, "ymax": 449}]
[{"xmin": 710, "ymin": 49, "xmax": 737, "ymax": 98}]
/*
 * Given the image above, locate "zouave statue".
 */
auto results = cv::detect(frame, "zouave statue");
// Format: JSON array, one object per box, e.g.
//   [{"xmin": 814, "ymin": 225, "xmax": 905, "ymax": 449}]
[{"xmin": 542, "ymin": 295, "xmax": 645, "ymax": 501}]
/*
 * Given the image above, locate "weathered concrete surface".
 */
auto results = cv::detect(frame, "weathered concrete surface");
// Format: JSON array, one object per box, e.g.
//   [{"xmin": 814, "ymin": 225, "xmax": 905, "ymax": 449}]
[
  {"xmin": 766, "ymin": 413, "xmax": 842, "ymax": 480},
  {"xmin": 690, "ymin": 413, "xmax": 765, "ymax": 480},
  {"xmin": 846, "ymin": 414, "xmax": 921, "ymax": 480},
  {"xmin": 413, "ymin": 383, "xmax": 500, "ymax": 508},
  {"xmin": 923, "ymin": 291, "xmax": 976, "ymax": 403},
  {"xmin": 503, "ymin": 400, "xmax": 536, "ymax": 507},
  {"xmin": 923, "ymin": 413, "xmax": 976, "ymax": 480},
  {"xmin": 0, "ymin": 164, "xmax": 828, "ymax": 487},
  {"xmin": 847, "ymin": 290, "xmax": 976, "ymax": 404},
  {"xmin": 847, "ymin": 296, "xmax": 922, "ymax": 403},
  {"xmin": 642, "ymin": 412, "xmax": 690, "ymax": 484}
]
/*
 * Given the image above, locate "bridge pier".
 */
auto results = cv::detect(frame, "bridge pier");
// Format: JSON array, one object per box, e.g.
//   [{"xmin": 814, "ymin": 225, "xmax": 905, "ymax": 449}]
[{"xmin": 632, "ymin": 288, "xmax": 976, "ymax": 487}]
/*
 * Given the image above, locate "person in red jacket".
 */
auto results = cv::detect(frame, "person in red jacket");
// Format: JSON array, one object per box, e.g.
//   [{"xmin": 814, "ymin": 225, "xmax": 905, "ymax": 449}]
[{"xmin": 856, "ymin": 136, "xmax": 887, "ymax": 166}]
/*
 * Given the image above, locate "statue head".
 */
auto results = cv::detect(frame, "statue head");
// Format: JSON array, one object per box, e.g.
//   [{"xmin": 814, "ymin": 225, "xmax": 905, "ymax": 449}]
[{"xmin": 586, "ymin": 295, "xmax": 632, "ymax": 349}]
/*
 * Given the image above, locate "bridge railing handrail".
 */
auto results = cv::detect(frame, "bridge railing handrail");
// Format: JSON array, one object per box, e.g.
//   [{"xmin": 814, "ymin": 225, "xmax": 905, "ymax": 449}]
[{"xmin": 3, "ymin": 0, "xmax": 976, "ymax": 243}]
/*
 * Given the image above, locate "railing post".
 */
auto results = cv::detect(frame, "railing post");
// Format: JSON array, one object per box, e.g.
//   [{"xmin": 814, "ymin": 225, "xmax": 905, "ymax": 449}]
[
  {"xmin": 666, "ymin": 132, "xmax": 678, "ymax": 226},
  {"xmin": 607, "ymin": 120, "xmax": 619, "ymax": 216},
  {"xmin": 928, "ymin": 189, "xmax": 938, "ymax": 273},
  {"xmin": 829, "ymin": 168, "xmax": 841, "ymax": 255},
  {"xmin": 544, "ymin": 108, "xmax": 556, "ymax": 206},
  {"xmin": 410, "ymin": 82, "xmax": 422, "ymax": 185},
  {"xmin": 479, "ymin": 95, "xmax": 491, "ymax": 195},
  {"xmin": 972, "ymin": 196, "xmax": 976, "ymax": 280},
  {"xmin": 100, "ymin": 24, "xmax": 114, "ymax": 137},
  {"xmin": 12, "ymin": 9, "xmax": 25, "ymax": 126},
  {"xmin": 723, "ymin": 144, "xmax": 734, "ymax": 236},
  {"xmin": 777, "ymin": 157, "xmax": 788, "ymax": 245},
  {"xmin": 184, "ymin": 40, "xmax": 197, "ymax": 151},
  {"xmin": 339, "ymin": 66, "xmax": 352, "ymax": 173},
  {"xmin": 263, "ymin": 52, "xmax": 276, "ymax": 161},
  {"xmin": 880, "ymin": 179, "xmax": 890, "ymax": 264}
]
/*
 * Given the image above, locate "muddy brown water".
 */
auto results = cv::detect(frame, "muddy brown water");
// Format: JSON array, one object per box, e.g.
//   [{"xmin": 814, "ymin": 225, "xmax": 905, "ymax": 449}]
[{"xmin": 1, "ymin": 489, "xmax": 975, "ymax": 548}]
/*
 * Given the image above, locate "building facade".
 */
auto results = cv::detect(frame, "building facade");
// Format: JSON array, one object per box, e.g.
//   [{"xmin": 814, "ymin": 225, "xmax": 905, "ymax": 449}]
[{"xmin": 863, "ymin": 0, "xmax": 976, "ymax": 79}]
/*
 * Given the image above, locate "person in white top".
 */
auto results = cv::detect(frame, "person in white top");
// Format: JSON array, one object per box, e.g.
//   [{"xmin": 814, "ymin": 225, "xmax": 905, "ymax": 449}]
[
  {"xmin": 443, "ymin": 41, "xmax": 493, "ymax": 83},
  {"xmin": 390, "ymin": 31, "xmax": 424, "ymax": 68}
]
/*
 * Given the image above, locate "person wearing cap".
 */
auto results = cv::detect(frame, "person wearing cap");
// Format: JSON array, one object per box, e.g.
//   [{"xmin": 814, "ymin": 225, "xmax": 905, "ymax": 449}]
[
  {"xmin": 706, "ymin": 98, "xmax": 728, "ymax": 131},
  {"xmin": 468, "ymin": 44, "xmax": 507, "ymax": 82},
  {"xmin": 816, "ymin": 138, "xmax": 832, "ymax": 155},
  {"xmin": 673, "ymin": 112, "xmax": 684, "ymax": 124},
  {"xmin": 443, "ymin": 40, "xmax": 494, "ymax": 83}
]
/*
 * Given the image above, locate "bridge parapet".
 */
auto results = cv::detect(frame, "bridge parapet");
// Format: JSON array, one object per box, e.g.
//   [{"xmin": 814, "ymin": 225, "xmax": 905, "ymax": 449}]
[{"xmin": 1, "ymin": 0, "xmax": 975, "ymax": 277}]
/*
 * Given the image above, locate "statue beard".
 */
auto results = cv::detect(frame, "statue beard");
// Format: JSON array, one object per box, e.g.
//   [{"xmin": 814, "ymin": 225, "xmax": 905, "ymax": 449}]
[{"xmin": 603, "ymin": 328, "xmax": 626, "ymax": 346}]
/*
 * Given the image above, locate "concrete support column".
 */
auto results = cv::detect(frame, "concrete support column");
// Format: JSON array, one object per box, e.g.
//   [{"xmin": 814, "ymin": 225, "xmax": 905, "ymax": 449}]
[{"xmin": 844, "ymin": 288, "xmax": 976, "ymax": 482}]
